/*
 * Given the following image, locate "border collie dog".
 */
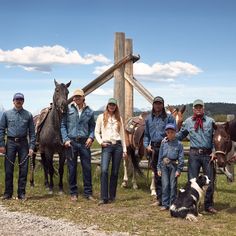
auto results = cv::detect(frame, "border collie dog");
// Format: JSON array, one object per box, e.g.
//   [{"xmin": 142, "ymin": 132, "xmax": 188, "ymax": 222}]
[{"xmin": 170, "ymin": 175, "xmax": 210, "ymax": 222}]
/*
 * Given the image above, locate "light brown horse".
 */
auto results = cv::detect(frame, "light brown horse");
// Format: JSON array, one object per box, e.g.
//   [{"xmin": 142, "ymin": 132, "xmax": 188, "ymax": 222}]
[{"xmin": 122, "ymin": 105, "xmax": 186, "ymax": 194}]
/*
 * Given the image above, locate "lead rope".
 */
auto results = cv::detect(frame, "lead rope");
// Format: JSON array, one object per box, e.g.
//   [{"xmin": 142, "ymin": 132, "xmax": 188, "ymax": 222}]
[{"xmin": 5, "ymin": 154, "xmax": 29, "ymax": 166}]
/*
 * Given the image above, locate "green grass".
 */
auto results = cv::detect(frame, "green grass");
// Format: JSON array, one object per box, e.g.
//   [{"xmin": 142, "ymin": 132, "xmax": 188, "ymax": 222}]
[{"xmin": 0, "ymin": 158, "xmax": 236, "ymax": 236}]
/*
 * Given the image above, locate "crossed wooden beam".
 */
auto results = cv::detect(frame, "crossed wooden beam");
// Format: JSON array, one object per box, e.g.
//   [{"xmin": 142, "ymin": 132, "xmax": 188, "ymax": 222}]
[{"xmin": 67, "ymin": 54, "xmax": 154, "ymax": 104}]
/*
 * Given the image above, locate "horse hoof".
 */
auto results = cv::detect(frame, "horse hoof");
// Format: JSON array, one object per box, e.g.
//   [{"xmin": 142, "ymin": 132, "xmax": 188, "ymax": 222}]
[
  {"xmin": 58, "ymin": 190, "xmax": 64, "ymax": 195},
  {"xmin": 121, "ymin": 182, "xmax": 128, "ymax": 188},
  {"xmin": 151, "ymin": 191, "xmax": 157, "ymax": 196},
  {"xmin": 133, "ymin": 184, "xmax": 138, "ymax": 190}
]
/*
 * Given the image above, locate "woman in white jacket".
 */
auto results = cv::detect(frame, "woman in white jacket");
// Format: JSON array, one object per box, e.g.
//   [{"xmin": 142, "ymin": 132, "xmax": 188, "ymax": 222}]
[{"xmin": 95, "ymin": 98, "xmax": 127, "ymax": 205}]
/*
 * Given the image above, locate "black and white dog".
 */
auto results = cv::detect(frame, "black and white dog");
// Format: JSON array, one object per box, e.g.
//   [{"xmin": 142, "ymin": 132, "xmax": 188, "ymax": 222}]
[{"xmin": 170, "ymin": 175, "xmax": 210, "ymax": 222}]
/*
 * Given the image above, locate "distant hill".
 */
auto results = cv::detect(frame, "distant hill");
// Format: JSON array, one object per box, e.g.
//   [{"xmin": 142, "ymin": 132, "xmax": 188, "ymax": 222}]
[
  {"xmin": 178, "ymin": 102, "xmax": 236, "ymax": 120},
  {"xmin": 95, "ymin": 102, "xmax": 236, "ymax": 121}
]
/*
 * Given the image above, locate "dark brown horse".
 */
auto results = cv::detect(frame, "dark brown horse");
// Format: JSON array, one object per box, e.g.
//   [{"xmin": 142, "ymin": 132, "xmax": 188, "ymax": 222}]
[
  {"xmin": 122, "ymin": 105, "xmax": 186, "ymax": 193},
  {"xmin": 31, "ymin": 80, "xmax": 71, "ymax": 193},
  {"xmin": 213, "ymin": 119, "xmax": 236, "ymax": 181}
]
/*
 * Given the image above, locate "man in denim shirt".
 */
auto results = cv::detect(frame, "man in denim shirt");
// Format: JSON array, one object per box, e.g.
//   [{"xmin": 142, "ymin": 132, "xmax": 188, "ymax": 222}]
[
  {"xmin": 0, "ymin": 93, "xmax": 36, "ymax": 200},
  {"xmin": 61, "ymin": 89, "xmax": 95, "ymax": 201},
  {"xmin": 177, "ymin": 99, "xmax": 217, "ymax": 213},
  {"xmin": 157, "ymin": 123, "xmax": 184, "ymax": 210},
  {"xmin": 143, "ymin": 96, "xmax": 176, "ymax": 206}
]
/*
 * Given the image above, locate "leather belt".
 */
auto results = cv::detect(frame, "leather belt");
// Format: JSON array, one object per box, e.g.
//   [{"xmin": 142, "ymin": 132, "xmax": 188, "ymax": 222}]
[
  {"xmin": 151, "ymin": 141, "xmax": 161, "ymax": 148},
  {"xmin": 104, "ymin": 140, "xmax": 121, "ymax": 145},
  {"xmin": 72, "ymin": 137, "xmax": 87, "ymax": 143},
  {"xmin": 7, "ymin": 136, "xmax": 27, "ymax": 142},
  {"xmin": 163, "ymin": 157, "xmax": 178, "ymax": 165},
  {"xmin": 190, "ymin": 147, "xmax": 212, "ymax": 155}
]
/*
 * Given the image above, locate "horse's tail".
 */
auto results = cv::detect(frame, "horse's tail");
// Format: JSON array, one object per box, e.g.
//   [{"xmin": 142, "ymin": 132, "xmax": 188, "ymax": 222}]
[{"xmin": 128, "ymin": 146, "xmax": 143, "ymax": 177}]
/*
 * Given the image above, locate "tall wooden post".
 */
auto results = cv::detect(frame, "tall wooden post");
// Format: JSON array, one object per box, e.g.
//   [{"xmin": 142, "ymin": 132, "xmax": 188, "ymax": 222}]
[
  {"xmin": 124, "ymin": 38, "xmax": 133, "ymax": 122},
  {"xmin": 114, "ymin": 32, "xmax": 125, "ymax": 121}
]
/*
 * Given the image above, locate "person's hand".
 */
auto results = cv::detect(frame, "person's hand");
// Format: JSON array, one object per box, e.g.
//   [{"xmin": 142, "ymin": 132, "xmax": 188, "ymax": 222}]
[
  {"xmin": 64, "ymin": 140, "xmax": 71, "ymax": 148},
  {"xmin": 0, "ymin": 146, "xmax": 6, "ymax": 154},
  {"xmin": 101, "ymin": 142, "xmax": 110, "ymax": 147},
  {"xmin": 210, "ymin": 151, "xmax": 217, "ymax": 161},
  {"xmin": 175, "ymin": 171, "xmax": 181, "ymax": 177},
  {"xmin": 146, "ymin": 145, "xmax": 152, "ymax": 154},
  {"xmin": 28, "ymin": 148, "xmax": 34, "ymax": 157},
  {"xmin": 85, "ymin": 138, "xmax": 93, "ymax": 148},
  {"xmin": 123, "ymin": 152, "xmax": 128, "ymax": 160},
  {"xmin": 162, "ymin": 137, "xmax": 168, "ymax": 143},
  {"xmin": 157, "ymin": 170, "xmax": 162, "ymax": 176}
]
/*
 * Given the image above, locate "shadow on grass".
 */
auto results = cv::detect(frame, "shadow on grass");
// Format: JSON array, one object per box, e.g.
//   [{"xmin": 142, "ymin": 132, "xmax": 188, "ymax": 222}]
[
  {"xmin": 27, "ymin": 194, "xmax": 55, "ymax": 200},
  {"xmin": 226, "ymin": 207, "xmax": 236, "ymax": 214},
  {"xmin": 216, "ymin": 187, "xmax": 236, "ymax": 194},
  {"xmin": 214, "ymin": 202, "xmax": 231, "ymax": 211}
]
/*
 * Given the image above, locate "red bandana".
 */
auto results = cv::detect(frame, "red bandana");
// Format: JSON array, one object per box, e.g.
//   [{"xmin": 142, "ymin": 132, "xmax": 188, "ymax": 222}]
[{"xmin": 192, "ymin": 114, "xmax": 204, "ymax": 131}]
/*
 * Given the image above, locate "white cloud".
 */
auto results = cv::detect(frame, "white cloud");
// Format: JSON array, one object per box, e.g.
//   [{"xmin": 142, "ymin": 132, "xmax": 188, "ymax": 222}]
[
  {"xmin": 93, "ymin": 64, "xmax": 112, "ymax": 75},
  {"xmin": 93, "ymin": 61, "xmax": 202, "ymax": 82},
  {"xmin": 0, "ymin": 45, "xmax": 111, "ymax": 72},
  {"xmin": 91, "ymin": 87, "xmax": 113, "ymax": 96},
  {"xmin": 134, "ymin": 61, "xmax": 202, "ymax": 82}
]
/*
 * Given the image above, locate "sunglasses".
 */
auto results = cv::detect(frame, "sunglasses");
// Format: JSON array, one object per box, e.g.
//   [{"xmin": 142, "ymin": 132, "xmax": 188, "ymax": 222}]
[{"xmin": 15, "ymin": 98, "xmax": 24, "ymax": 101}]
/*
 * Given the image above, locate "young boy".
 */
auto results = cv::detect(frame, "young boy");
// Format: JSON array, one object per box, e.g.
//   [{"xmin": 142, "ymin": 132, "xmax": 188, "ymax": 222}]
[{"xmin": 157, "ymin": 123, "xmax": 184, "ymax": 210}]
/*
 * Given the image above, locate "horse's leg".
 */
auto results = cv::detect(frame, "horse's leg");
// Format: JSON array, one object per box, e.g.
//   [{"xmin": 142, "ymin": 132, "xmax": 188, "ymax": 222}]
[
  {"xmin": 132, "ymin": 166, "xmax": 138, "ymax": 190},
  {"xmin": 41, "ymin": 153, "xmax": 49, "ymax": 188},
  {"xmin": 48, "ymin": 156, "xmax": 54, "ymax": 194},
  {"xmin": 121, "ymin": 158, "xmax": 129, "ymax": 188},
  {"xmin": 150, "ymin": 171, "xmax": 157, "ymax": 196},
  {"xmin": 58, "ymin": 151, "xmax": 66, "ymax": 194}
]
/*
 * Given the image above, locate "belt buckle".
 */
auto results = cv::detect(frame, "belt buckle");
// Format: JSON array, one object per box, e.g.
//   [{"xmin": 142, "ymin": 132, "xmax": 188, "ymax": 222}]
[
  {"xmin": 15, "ymin": 138, "xmax": 20, "ymax": 142},
  {"xmin": 163, "ymin": 157, "xmax": 170, "ymax": 165},
  {"xmin": 111, "ymin": 140, "xmax": 116, "ymax": 145},
  {"xmin": 198, "ymin": 149, "xmax": 203, "ymax": 154},
  {"xmin": 76, "ymin": 136, "xmax": 80, "ymax": 142}
]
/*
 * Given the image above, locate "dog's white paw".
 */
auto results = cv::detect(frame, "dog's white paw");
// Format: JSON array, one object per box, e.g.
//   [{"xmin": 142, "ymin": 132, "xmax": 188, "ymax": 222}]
[{"xmin": 186, "ymin": 214, "xmax": 198, "ymax": 222}]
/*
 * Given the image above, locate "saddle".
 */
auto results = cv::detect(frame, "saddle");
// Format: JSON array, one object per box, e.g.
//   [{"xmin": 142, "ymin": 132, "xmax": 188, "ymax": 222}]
[
  {"xmin": 125, "ymin": 113, "xmax": 146, "ymax": 148},
  {"xmin": 34, "ymin": 105, "xmax": 52, "ymax": 145},
  {"xmin": 35, "ymin": 105, "xmax": 52, "ymax": 133}
]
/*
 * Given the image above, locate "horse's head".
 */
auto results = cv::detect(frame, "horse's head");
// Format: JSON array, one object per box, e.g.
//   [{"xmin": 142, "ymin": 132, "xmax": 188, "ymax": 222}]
[
  {"xmin": 167, "ymin": 105, "xmax": 186, "ymax": 131},
  {"xmin": 53, "ymin": 79, "xmax": 71, "ymax": 114},
  {"xmin": 213, "ymin": 122, "xmax": 232, "ymax": 168}
]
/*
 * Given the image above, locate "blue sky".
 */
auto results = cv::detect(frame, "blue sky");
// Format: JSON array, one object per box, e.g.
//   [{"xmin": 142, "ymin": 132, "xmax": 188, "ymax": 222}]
[{"xmin": 0, "ymin": 0, "xmax": 235, "ymax": 114}]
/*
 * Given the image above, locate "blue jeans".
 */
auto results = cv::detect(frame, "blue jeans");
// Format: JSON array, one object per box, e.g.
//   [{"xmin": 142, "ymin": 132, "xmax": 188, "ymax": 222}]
[
  {"xmin": 66, "ymin": 140, "xmax": 92, "ymax": 197},
  {"xmin": 5, "ymin": 139, "xmax": 29, "ymax": 197},
  {"xmin": 188, "ymin": 152, "xmax": 215, "ymax": 210},
  {"xmin": 150, "ymin": 146, "xmax": 162, "ymax": 201},
  {"xmin": 161, "ymin": 163, "xmax": 177, "ymax": 208},
  {"xmin": 100, "ymin": 144, "xmax": 123, "ymax": 201}
]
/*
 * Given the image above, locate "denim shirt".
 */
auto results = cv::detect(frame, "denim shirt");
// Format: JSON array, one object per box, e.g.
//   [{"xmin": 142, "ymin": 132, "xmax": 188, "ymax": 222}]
[
  {"xmin": 157, "ymin": 139, "xmax": 184, "ymax": 173},
  {"xmin": 60, "ymin": 103, "xmax": 95, "ymax": 143},
  {"xmin": 143, "ymin": 113, "xmax": 176, "ymax": 148},
  {"xmin": 177, "ymin": 115, "xmax": 214, "ymax": 149},
  {"xmin": 0, "ymin": 108, "xmax": 36, "ymax": 149}
]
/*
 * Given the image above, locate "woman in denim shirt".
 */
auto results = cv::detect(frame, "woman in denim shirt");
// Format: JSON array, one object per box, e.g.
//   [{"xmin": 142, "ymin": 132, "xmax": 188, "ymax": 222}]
[
  {"xmin": 157, "ymin": 123, "xmax": 184, "ymax": 210},
  {"xmin": 95, "ymin": 98, "xmax": 127, "ymax": 205}
]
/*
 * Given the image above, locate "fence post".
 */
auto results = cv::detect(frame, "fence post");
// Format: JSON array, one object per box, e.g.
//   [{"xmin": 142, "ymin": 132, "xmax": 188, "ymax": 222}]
[
  {"xmin": 114, "ymin": 32, "xmax": 125, "ymax": 121},
  {"xmin": 124, "ymin": 38, "xmax": 133, "ymax": 122}
]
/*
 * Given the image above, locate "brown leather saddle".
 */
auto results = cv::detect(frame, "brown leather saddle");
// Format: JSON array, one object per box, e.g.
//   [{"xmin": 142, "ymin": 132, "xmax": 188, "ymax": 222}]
[{"xmin": 125, "ymin": 113, "xmax": 148, "ymax": 148}]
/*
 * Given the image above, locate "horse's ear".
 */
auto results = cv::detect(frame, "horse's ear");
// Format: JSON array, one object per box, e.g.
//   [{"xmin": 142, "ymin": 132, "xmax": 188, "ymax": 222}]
[
  {"xmin": 225, "ymin": 122, "xmax": 230, "ymax": 134},
  {"xmin": 66, "ymin": 81, "xmax": 71, "ymax": 88},
  {"xmin": 180, "ymin": 105, "xmax": 186, "ymax": 114},
  {"xmin": 167, "ymin": 104, "xmax": 172, "ymax": 112},
  {"xmin": 54, "ymin": 79, "xmax": 59, "ymax": 86},
  {"xmin": 213, "ymin": 122, "xmax": 217, "ymax": 130}
]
